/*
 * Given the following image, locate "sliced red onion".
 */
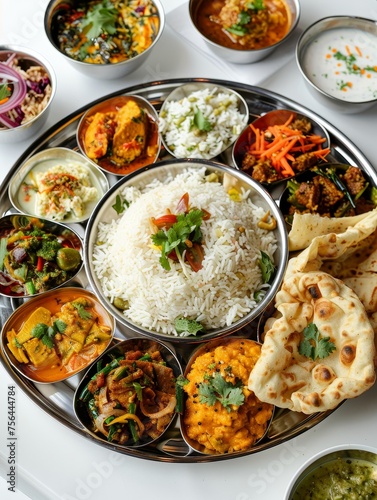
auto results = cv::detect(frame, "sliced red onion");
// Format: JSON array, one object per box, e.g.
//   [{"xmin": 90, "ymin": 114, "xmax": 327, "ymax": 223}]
[{"xmin": 0, "ymin": 62, "xmax": 27, "ymax": 117}]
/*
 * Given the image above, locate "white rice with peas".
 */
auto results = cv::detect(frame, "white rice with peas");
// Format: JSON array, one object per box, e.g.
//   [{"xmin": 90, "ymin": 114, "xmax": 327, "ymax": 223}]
[
  {"xmin": 92, "ymin": 167, "xmax": 277, "ymax": 336},
  {"xmin": 158, "ymin": 87, "xmax": 248, "ymax": 159}
]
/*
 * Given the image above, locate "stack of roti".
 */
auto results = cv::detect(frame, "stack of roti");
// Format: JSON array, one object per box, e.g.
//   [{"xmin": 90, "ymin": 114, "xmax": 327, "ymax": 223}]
[{"xmin": 248, "ymin": 208, "xmax": 377, "ymax": 414}]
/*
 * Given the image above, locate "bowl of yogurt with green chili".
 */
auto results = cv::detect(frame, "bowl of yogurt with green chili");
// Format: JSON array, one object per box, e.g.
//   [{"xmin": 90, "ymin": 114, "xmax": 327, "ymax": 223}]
[
  {"xmin": 296, "ymin": 16, "xmax": 377, "ymax": 113},
  {"xmin": 285, "ymin": 444, "xmax": 377, "ymax": 500}
]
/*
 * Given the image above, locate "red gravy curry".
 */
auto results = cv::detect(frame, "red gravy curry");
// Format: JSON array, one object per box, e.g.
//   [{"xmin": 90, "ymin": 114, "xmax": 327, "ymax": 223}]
[
  {"xmin": 193, "ymin": 0, "xmax": 291, "ymax": 51},
  {"xmin": 79, "ymin": 96, "xmax": 160, "ymax": 176},
  {"xmin": 5, "ymin": 288, "xmax": 113, "ymax": 383}
]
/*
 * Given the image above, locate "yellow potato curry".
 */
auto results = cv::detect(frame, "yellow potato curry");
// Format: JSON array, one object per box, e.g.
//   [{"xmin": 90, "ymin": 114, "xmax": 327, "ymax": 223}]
[
  {"xmin": 6, "ymin": 294, "xmax": 112, "ymax": 382},
  {"xmin": 183, "ymin": 338, "xmax": 274, "ymax": 454}
]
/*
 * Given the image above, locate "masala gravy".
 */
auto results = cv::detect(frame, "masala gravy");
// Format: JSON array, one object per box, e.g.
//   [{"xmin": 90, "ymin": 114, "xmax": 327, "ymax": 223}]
[{"xmin": 193, "ymin": 0, "xmax": 292, "ymax": 51}]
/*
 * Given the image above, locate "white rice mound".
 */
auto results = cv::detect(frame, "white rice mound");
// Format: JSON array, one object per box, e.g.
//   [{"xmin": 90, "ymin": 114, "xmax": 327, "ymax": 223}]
[
  {"xmin": 92, "ymin": 168, "xmax": 277, "ymax": 336},
  {"xmin": 158, "ymin": 87, "xmax": 248, "ymax": 159}
]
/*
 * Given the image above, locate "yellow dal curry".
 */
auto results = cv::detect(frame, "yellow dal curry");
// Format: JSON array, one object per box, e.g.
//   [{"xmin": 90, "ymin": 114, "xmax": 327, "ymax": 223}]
[{"xmin": 183, "ymin": 338, "xmax": 274, "ymax": 454}]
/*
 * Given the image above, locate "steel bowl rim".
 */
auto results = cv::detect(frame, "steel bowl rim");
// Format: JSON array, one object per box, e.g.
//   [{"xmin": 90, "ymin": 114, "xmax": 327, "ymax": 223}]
[
  {"xmin": 159, "ymin": 82, "xmax": 250, "ymax": 160},
  {"xmin": 44, "ymin": 0, "xmax": 166, "ymax": 69},
  {"xmin": 0, "ymin": 286, "xmax": 116, "ymax": 385},
  {"xmin": 8, "ymin": 146, "xmax": 110, "ymax": 223},
  {"xmin": 76, "ymin": 94, "xmax": 162, "ymax": 177},
  {"xmin": 180, "ymin": 336, "xmax": 276, "ymax": 455},
  {"xmin": 284, "ymin": 443, "xmax": 377, "ymax": 499},
  {"xmin": 0, "ymin": 44, "xmax": 57, "ymax": 134},
  {"xmin": 84, "ymin": 157, "xmax": 289, "ymax": 344},
  {"xmin": 188, "ymin": 0, "xmax": 301, "ymax": 56},
  {"xmin": 73, "ymin": 336, "xmax": 183, "ymax": 449},
  {"xmin": 296, "ymin": 15, "xmax": 377, "ymax": 106}
]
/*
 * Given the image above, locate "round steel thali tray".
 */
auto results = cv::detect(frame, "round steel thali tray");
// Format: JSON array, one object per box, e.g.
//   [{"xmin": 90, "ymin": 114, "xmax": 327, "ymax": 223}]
[{"xmin": 0, "ymin": 78, "xmax": 376, "ymax": 463}]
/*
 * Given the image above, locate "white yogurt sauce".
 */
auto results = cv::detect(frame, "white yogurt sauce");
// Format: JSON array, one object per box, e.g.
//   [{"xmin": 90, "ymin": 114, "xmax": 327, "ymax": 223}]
[{"xmin": 303, "ymin": 27, "xmax": 377, "ymax": 102}]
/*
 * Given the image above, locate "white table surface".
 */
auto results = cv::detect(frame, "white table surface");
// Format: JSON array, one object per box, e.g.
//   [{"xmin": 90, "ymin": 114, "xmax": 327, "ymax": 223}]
[{"xmin": 1, "ymin": 1, "xmax": 377, "ymax": 499}]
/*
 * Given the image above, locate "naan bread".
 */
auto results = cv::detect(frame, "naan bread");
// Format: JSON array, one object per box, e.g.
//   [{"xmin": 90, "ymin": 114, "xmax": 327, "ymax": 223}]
[{"xmin": 249, "ymin": 208, "xmax": 377, "ymax": 414}]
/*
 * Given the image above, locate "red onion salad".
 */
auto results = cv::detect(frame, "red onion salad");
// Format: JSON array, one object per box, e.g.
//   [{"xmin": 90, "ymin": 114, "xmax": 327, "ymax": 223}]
[{"xmin": 0, "ymin": 52, "xmax": 52, "ymax": 129}]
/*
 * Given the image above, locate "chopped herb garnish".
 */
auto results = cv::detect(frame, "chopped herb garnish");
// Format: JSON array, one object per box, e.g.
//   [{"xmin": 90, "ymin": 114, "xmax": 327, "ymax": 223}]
[
  {"xmin": 0, "ymin": 83, "xmax": 11, "ymax": 102},
  {"xmin": 31, "ymin": 320, "xmax": 67, "ymax": 348},
  {"xmin": 298, "ymin": 323, "xmax": 336, "ymax": 361},
  {"xmin": 259, "ymin": 251, "xmax": 275, "ymax": 284},
  {"xmin": 151, "ymin": 209, "xmax": 204, "ymax": 271},
  {"xmin": 80, "ymin": 0, "xmax": 118, "ymax": 39},
  {"xmin": 72, "ymin": 302, "xmax": 92, "ymax": 320},
  {"xmin": 112, "ymin": 194, "xmax": 129, "ymax": 214},
  {"xmin": 198, "ymin": 372, "xmax": 245, "ymax": 412},
  {"xmin": 174, "ymin": 317, "xmax": 205, "ymax": 336},
  {"xmin": 193, "ymin": 107, "xmax": 212, "ymax": 132}
]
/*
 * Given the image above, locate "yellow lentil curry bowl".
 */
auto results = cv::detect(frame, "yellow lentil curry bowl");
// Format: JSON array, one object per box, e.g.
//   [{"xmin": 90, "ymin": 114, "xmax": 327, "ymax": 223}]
[{"xmin": 181, "ymin": 338, "xmax": 274, "ymax": 455}]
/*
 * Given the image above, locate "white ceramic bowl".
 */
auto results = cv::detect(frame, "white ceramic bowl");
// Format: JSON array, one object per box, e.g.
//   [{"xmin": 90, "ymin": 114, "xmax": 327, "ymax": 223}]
[
  {"xmin": 44, "ymin": 0, "xmax": 165, "ymax": 80},
  {"xmin": 285, "ymin": 444, "xmax": 377, "ymax": 499},
  {"xmin": 0, "ymin": 45, "xmax": 56, "ymax": 143},
  {"xmin": 189, "ymin": 0, "xmax": 300, "ymax": 64},
  {"xmin": 296, "ymin": 16, "xmax": 377, "ymax": 114}
]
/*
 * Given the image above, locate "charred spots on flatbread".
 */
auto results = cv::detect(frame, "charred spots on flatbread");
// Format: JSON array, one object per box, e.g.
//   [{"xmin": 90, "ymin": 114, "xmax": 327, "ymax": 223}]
[
  {"xmin": 312, "ymin": 364, "xmax": 336, "ymax": 384},
  {"xmin": 340, "ymin": 344, "xmax": 356, "ymax": 365},
  {"xmin": 313, "ymin": 299, "xmax": 336, "ymax": 320},
  {"xmin": 307, "ymin": 284, "xmax": 321, "ymax": 300}
]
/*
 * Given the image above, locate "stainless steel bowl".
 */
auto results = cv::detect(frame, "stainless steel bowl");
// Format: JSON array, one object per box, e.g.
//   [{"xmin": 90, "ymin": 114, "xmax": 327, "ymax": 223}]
[
  {"xmin": 1, "ymin": 287, "xmax": 115, "ymax": 384},
  {"xmin": 74, "ymin": 337, "xmax": 182, "ymax": 449},
  {"xmin": 0, "ymin": 44, "xmax": 56, "ymax": 143},
  {"xmin": 76, "ymin": 94, "xmax": 161, "ymax": 176},
  {"xmin": 159, "ymin": 82, "xmax": 249, "ymax": 159},
  {"xmin": 189, "ymin": 0, "xmax": 300, "ymax": 64},
  {"xmin": 296, "ymin": 16, "xmax": 377, "ymax": 114},
  {"xmin": 285, "ymin": 444, "xmax": 377, "ymax": 499},
  {"xmin": 8, "ymin": 147, "xmax": 109, "ymax": 223},
  {"xmin": 84, "ymin": 158, "xmax": 289, "ymax": 344},
  {"xmin": 44, "ymin": 0, "xmax": 165, "ymax": 80}
]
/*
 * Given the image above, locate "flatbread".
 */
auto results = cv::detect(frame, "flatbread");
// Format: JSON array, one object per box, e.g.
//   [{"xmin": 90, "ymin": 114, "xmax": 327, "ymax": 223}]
[{"xmin": 248, "ymin": 209, "xmax": 377, "ymax": 414}]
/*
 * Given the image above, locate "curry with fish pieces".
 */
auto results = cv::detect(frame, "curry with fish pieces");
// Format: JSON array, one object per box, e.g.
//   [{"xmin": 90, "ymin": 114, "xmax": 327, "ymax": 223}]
[{"xmin": 80, "ymin": 98, "xmax": 159, "ymax": 175}]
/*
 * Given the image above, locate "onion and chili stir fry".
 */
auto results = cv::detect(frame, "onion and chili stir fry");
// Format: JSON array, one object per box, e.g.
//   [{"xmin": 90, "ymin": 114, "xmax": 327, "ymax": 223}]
[
  {"xmin": 283, "ymin": 165, "xmax": 377, "ymax": 223},
  {"xmin": 53, "ymin": 0, "xmax": 160, "ymax": 65},
  {"xmin": 79, "ymin": 341, "xmax": 182, "ymax": 446},
  {"xmin": 0, "ymin": 216, "xmax": 82, "ymax": 297}
]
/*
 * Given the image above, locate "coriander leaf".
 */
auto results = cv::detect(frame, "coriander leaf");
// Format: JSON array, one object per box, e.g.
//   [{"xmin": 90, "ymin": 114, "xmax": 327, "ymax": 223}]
[
  {"xmin": 298, "ymin": 323, "xmax": 336, "ymax": 360},
  {"xmin": 238, "ymin": 11, "xmax": 251, "ymax": 25},
  {"xmin": 72, "ymin": 302, "xmax": 92, "ymax": 320},
  {"xmin": 193, "ymin": 107, "xmax": 212, "ymax": 132},
  {"xmin": 31, "ymin": 323, "xmax": 48, "ymax": 339},
  {"xmin": 31, "ymin": 322, "xmax": 57, "ymax": 348},
  {"xmin": 198, "ymin": 372, "xmax": 245, "ymax": 412},
  {"xmin": 0, "ymin": 83, "xmax": 11, "ymax": 102},
  {"xmin": 53, "ymin": 319, "xmax": 67, "ymax": 333},
  {"xmin": 246, "ymin": 0, "xmax": 265, "ymax": 10},
  {"xmin": 175, "ymin": 317, "xmax": 205, "ymax": 336},
  {"xmin": 259, "ymin": 251, "xmax": 275, "ymax": 284},
  {"xmin": 81, "ymin": 1, "xmax": 118, "ymax": 39},
  {"xmin": 133, "ymin": 382, "xmax": 144, "ymax": 401},
  {"xmin": 226, "ymin": 25, "xmax": 248, "ymax": 36},
  {"xmin": 198, "ymin": 380, "xmax": 218, "ymax": 406},
  {"xmin": 151, "ymin": 208, "xmax": 205, "ymax": 272},
  {"xmin": 112, "ymin": 194, "xmax": 129, "ymax": 214}
]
